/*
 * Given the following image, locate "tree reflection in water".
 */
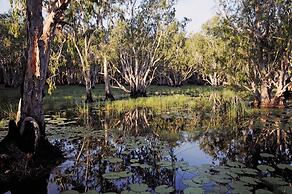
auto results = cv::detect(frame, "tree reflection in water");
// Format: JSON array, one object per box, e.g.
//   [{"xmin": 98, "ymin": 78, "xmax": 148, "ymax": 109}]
[{"xmin": 2, "ymin": 107, "xmax": 290, "ymax": 193}]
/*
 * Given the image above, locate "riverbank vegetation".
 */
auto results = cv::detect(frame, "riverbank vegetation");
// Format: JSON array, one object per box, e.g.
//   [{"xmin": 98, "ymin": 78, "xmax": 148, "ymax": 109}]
[{"xmin": 0, "ymin": 0, "xmax": 291, "ymax": 193}]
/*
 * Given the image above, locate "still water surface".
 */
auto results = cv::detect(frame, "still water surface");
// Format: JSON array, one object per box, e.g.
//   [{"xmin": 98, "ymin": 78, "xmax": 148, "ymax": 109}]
[{"xmin": 1, "ymin": 106, "xmax": 292, "ymax": 194}]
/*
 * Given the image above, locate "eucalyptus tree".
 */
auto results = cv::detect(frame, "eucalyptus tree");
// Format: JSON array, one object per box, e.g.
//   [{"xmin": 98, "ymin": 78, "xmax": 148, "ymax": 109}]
[
  {"xmin": 159, "ymin": 21, "xmax": 196, "ymax": 87},
  {"xmin": 0, "ymin": 14, "xmax": 25, "ymax": 87},
  {"xmin": 109, "ymin": 0, "xmax": 176, "ymax": 98},
  {"xmin": 96, "ymin": 0, "xmax": 125, "ymax": 101},
  {"xmin": 65, "ymin": 1, "xmax": 102, "ymax": 103},
  {"xmin": 219, "ymin": 0, "xmax": 292, "ymax": 107},
  {"xmin": 187, "ymin": 17, "xmax": 232, "ymax": 86},
  {"xmin": 7, "ymin": 0, "xmax": 70, "ymax": 146}
]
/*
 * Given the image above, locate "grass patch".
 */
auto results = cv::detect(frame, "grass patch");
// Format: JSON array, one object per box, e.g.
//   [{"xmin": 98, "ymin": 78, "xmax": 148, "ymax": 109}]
[{"xmin": 105, "ymin": 88, "xmax": 255, "ymax": 120}]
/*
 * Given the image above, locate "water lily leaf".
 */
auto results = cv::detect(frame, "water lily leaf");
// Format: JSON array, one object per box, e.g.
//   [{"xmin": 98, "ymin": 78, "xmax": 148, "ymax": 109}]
[
  {"xmin": 229, "ymin": 168, "xmax": 244, "ymax": 175},
  {"xmin": 240, "ymin": 176, "xmax": 261, "ymax": 185},
  {"xmin": 211, "ymin": 185, "xmax": 228, "ymax": 193},
  {"xmin": 107, "ymin": 157, "xmax": 123, "ymax": 164},
  {"xmin": 242, "ymin": 168, "xmax": 258, "ymax": 175},
  {"xmin": 129, "ymin": 183, "xmax": 148, "ymax": 192},
  {"xmin": 121, "ymin": 191, "xmax": 136, "ymax": 194},
  {"xmin": 277, "ymin": 186, "xmax": 292, "ymax": 194},
  {"xmin": 61, "ymin": 191, "xmax": 79, "ymax": 194},
  {"xmin": 232, "ymin": 189, "xmax": 252, "ymax": 194},
  {"xmin": 192, "ymin": 176, "xmax": 210, "ymax": 184},
  {"xmin": 102, "ymin": 172, "xmax": 120, "ymax": 180},
  {"xmin": 182, "ymin": 179, "xmax": 201, "ymax": 187},
  {"xmin": 262, "ymin": 177, "xmax": 288, "ymax": 186},
  {"xmin": 226, "ymin": 171, "xmax": 239, "ymax": 179},
  {"xmin": 102, "ymin": 192, "xmax": 118, "ymax": 194},
  {"xmin": 130, "ymin": 159, "xmax": 139, "ymax": 163},
  {"xmin": 257, "ymin": 165, "xmax": 275, "ymax": 172},
  {"xmin": 229, "ymin": 181, "xmax": 249, "ymax": 189},
  {"xmin": 211, "ymin": 175, "xmax": 231, "ymax": 184},
  {"xmin": 227, "ymin": 161, "xmax": 246, "ymax": 168},
  {"xmin": 131, "ymin": 163, "xmax": 141, "ymax": 167},
  {"xmin": 277, "ymin": 164, "xmax": 292, "ymax": 171},
  {"xmin": 140, "ymin": 164, "xmax": 151, "ymax": 169},
  {"xmin": 118, "ymin": 171, "xmax": 133, "ymax": 178},
  {"xmin": 85, "ymin": 191, "xmax": 99, "ymax": 194},
  {"xmin": 155, "ymin": 185, "xmax": 175, "ymax": 193},
  {"xmin": 184, "ymin": 187, "xmax": 204, "ymax": 194},
  {"xmin": 255, "ymin": 189, "xmax": 273, "ymax": 194},
  {"xmin": 260, "ymin": 153, "xmax": 275, "ymax": 158},
  {"xmin": 158, "ymin": 161, "xmax": 172, "ymax": 168}
]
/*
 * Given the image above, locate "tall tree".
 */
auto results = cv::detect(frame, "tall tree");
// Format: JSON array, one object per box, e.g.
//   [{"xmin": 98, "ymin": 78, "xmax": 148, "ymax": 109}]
[
  {"xmin": 109, "ymin": 0, "xmax": 176, "ymax": 98},
  {"xmin": 219, "ymin": 0, "xmax": 292, "ymax": 107},
  {"xmin": 180, "ymin": 16, "xmax": 234, "ymax": 87},
  {"xmin": 159, "ymin": 21, "xmax": 196, "ymax": 87},
  {"xmin": 96, "ymin": 0, "xmax": 125, "ymax": 101},
  {"xmin": 0, "ymin": 14, "xmax": 25, "ymax": 87},
  {"xmin": 12, "ymin": 0, "xmax": 70, "ymax": 142},
  {"xmin": 65, "ymin": 0, "xmax": 100, "ymax": 103}
]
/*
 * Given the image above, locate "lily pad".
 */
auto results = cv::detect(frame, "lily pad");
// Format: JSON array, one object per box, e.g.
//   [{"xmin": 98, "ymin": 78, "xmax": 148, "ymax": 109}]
[
  {"xmin": 242, "ymin": 168, "xmax": 258, "ymax": 175},
  {"xmin": 102, "ymin": 172, "xmax": 120, "ymax": 180},
  {"xmin": 277, "ymin": 164, "xmax": 292, "ymax": 170},
  {"xmin": 85, "ymin": 191, "xmax": 99, "ymax": 194},
  {"xmin": 182, "ymin": 179, "xmax": 201, "ymax": 187},
  {"xmin": 62, "ymin": 191, "xmax": 79, "ymax": 194},
  {"xmin": 277, "ymin": 186, "xmax": 292, "ymax": 194},
  {"xmin": 184, "ymin": 187, "xmax": 204, "ymax": 194},
  {"xmin": 155, "ymin": 185, "xmax": 175, "ymax": 193},
  {"xmin": 107, "ymin": 157, "xmax": 123, "ymax": 164},
  {"xmin": 130, "ymin": 159, "xmax": 139, "ymax": 163},
  {"xmin": 227, "ymin": 161, "xmax": 246, "ymax": 168},
  {"xmin": 131, "ymin": 163, "xmax": 141, "ymax": 167},
  {"xmin": 260, "ymin": 153, "xmax": 275, "ymax": 158},
  {"xmin": 262, "ymin": 177, "xmax": 288, "ymax": 186},
  {"xmin": 255, "ymin": 189, "xmax": 273, "ymax": 194},
  {"xmin": 257, "ymin": 165, "xmax": 275, "ymax": 172},
  {"xmin": 229, "ymin": 181, "xmax": 249, "ymax": 189},
  {"xmin": 129, "ymin": 183, "xmax": 148, "ymax": 192},
  {"xmin": 240, "ymin": 176, "xmax": 261, "ymax": 185},
  {"xmin": 192, "ymin": 176, "xmax": 210, "ymax": 184}
]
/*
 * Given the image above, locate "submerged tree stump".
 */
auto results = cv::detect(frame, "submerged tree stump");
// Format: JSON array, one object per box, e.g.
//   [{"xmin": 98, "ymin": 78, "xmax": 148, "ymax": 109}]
[
  {"xmin": 0, "ymin": 118, "xmax": 64, "ymax": 193},
  {"xmin": 2, "ymin": 118, "xmax": 40, "ymax": 154}
]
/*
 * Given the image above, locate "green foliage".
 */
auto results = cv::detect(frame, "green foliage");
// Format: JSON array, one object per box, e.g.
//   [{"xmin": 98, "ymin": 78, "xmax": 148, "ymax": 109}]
[
  {"xmin": 0, "ymin": 14, "xmax": 26, "ymax": 67},
  {"xmin": 218, "ymin": 0, "xmax": 292, "ymax": 98},
  {"xmin": 187, "ymin": 16, "xmax": 232, "ymax": 86}
]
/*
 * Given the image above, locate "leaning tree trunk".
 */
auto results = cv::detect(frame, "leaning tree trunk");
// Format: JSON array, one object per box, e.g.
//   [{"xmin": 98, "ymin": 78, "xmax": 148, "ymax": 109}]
[{"xmin": 103, "ymin": 56, "xmax": 114, "ymax": 100}]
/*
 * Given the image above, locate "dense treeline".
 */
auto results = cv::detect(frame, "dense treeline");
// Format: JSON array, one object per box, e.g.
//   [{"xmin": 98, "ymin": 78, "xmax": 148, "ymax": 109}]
[{"xmin": 0, "ymin": 0, "xmax": 291, "ymax": 106}]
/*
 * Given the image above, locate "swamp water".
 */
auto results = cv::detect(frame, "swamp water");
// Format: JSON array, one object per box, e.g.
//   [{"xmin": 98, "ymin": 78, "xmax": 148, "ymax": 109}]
[{"xmin": 0, "ymin": 105, "xmax": 292, "ymax": 194}]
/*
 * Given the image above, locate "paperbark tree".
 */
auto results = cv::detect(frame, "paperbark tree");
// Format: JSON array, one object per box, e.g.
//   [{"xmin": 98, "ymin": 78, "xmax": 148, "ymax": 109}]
[
  {"xmin": 109, "ymin": 0, "xmax": 176, "ymax": 98},
  {"xmin": 15, "ymin": 0, "xmax": 70, "ymax": 142},
  {"xmin": 160, "ymin": 21, "xmax": 195, "ymax": 87},
  {"xmin": 219, "ymin": 0, "xmax": 292, "ymax": 107}
]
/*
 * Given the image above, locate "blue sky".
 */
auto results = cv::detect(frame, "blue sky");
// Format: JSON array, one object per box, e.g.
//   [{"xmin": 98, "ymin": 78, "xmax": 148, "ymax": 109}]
[{"xmin": 0, "ymin": 0, "xmax": 217, "ymax": 33}]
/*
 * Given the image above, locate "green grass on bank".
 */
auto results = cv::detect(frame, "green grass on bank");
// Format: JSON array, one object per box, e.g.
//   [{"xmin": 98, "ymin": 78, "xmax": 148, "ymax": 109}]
[
  {"xmin": 0, "ymin": 84, "xmax": 253, "ymax": 118},
  {"xmin": 105, "ymin": 88, "xmax": 253, "ymax": 116}
]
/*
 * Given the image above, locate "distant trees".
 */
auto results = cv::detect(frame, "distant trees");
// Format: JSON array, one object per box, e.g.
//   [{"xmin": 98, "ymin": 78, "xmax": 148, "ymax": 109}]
[
  {"xmin": 188, "ymin": 17, "xmax": 232, "ymax": 86},
  {"xmin": 65, "ymin": 0, "xmax": 100, "ymax": 103},
  {"xmin": 218, "ymin": 0, "xmax": 292, "ymax": 107},
  {"xmin": 159, "ymin": 21, "xmax": 196, "ymax": 87},
  {"xmin": 108, "ymin": 0, "xmax": 176, "ymax": 97},
  {"xmin": 0, "ymin": 0, "xmax": 290, "ymax": 109},
  {"xmin": 0, "ymin": 14, "xmax": 25, "ymax": 87}
]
